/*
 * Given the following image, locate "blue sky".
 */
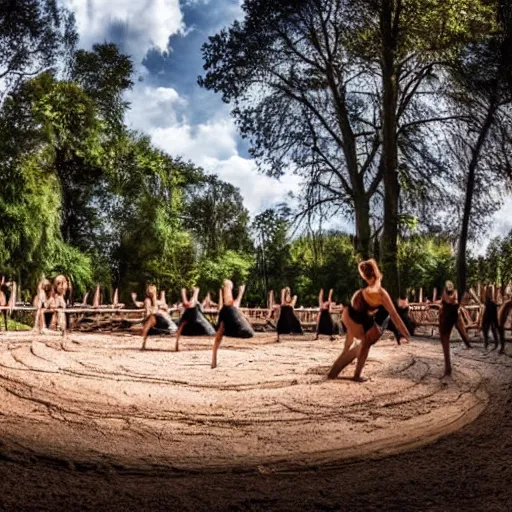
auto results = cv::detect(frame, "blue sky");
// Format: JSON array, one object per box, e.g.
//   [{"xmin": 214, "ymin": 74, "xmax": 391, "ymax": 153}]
[{"xmin": 62, "ymin": 0, "xmax": 511, "ymax": 250}]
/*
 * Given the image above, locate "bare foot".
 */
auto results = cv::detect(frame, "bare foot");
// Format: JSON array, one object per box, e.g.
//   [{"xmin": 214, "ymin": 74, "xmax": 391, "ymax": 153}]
[{"xmin": 352, "ymin": 376, "xmax": 369, "ymax": 383}]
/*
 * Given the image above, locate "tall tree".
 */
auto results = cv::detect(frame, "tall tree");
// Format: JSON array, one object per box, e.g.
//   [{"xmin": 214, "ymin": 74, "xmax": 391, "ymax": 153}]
[
  {"xmin": 0, "ymin": 0, "xmax": 77, "ymax": 102},
  {"xmin": 184, "ymin": 174, "xmax": 252, "ymax": 258},
  {"xmin": 450, "ymin": 10, "xmax": 512, "ymax": 297},
  {"xmin": 199, "ymin": 0, "xmax": 382, "ymax": 258}
]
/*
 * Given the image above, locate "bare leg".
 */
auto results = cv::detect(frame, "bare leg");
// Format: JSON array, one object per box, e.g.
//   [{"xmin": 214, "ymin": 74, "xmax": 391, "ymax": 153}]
[
  {"xmin": 353, "ymin": 339, "xmax": 372, "ymax": 381},
  {"xmin": 499, "ymin": 325, "xmax": 506, "ymax": 354},
  {"xmin": 327, "ymin": 335, "xmax": 360, "ymax": 379},
  {"xmin": 482, "ymin": 320, "xmax": 490, "ymax": 349},
  {"xmin": 491, "ymin": 321, "xmax": 499, "ymax": 349},
  {"xmin": 440, "ymin": 333, "xmax": 452, "ymax": 377},
  {"xmin": 175, "ymin": 321, "xmax": 186, "ymax": 352},
  {"xmin": 211, "ymin": 322, "xmax": 225, "ymax": 369},
  {"xmin": 455, "ymin": 317, "xmax": 471, "ymax": 348},
  {"xmin": 141, "ymin": 315, "xmax": 157, "ymax": 350},
  {"xmin": 3, "ymin": 310, "xmax": 7, "ymax": 331},
  {"xmin": 342, "ymin": 331, "xmax": 354, "ymax": 354}
]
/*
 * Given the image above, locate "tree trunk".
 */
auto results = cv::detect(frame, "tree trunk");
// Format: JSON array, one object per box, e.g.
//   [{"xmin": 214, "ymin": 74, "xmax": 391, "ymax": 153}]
[
  {"xmin": 457, "ymin": 100, "xmax": 497, "ymax": 298},
  {"xmin": 380, "ymin": 0, "xmax": 400, "ymax": 299},
  {"xmin": 354, "ymin": 195, "xmax": 371, "ymax": 259}
]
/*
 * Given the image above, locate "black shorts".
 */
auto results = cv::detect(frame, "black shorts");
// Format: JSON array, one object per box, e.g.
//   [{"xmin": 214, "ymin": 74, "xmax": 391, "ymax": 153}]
[{"xmin": 348, "ymin": 305, "xmax": 375, "ymax": 333}]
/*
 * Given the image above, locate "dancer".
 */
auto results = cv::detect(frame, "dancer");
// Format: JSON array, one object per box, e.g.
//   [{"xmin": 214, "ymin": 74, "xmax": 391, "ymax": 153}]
[
  {"xmin": 327, "ymin": 259, "xmax": 410, "ymax": 381},
  {"xmin": 498, "ymin": 298, "xmax": 512, "ymax": 354},
  {"xmin": 141, "ymin": 285, "xmax": 177, "ymax": 350},
  {"xmin": 438, "ymin": 281, "xmax": 471, "ymax": 377},
  {"xmin": 211, "ymin": 280, "xmax": 254, "ymax": 369},
  {"xmin": 480, "ymin": 287, "xmax": 499, "ymax": 350},
  {"xmin": 315, "ymin": 288, "xmax": 339, "ymax": 341},
  {"xmin": 276, "ymin": 287, "xmax": 303, "ymax": 342},
  {"xmin": 32, "ymin": 278, "xmax": 53, "ymax": 332},
  {"xmin": 175, "ymin": 287, "xmax": 216, "ymax": 351}
]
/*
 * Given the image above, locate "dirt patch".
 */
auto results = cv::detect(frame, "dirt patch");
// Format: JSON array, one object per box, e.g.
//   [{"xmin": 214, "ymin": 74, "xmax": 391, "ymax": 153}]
[{"xmin": 0, "ymin": 332, "xmax": 491, "ymax": 473}]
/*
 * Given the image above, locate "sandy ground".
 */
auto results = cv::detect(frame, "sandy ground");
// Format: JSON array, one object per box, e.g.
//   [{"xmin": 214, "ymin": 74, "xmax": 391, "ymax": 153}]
[{"xmin": 0, "ymin": 331, "xmax": 511, "ymax": 511}]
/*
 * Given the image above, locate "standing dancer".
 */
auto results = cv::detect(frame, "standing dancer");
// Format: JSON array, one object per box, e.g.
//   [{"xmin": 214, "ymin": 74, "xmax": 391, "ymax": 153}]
[
  {"xmin": 438, "ymin": 281, "xmax": 472, "ymax": 377},
  {"xmin": 327, "ymin": 259, "xmax": 410, "ymax": 381},
  {"xmin": 481, "ymin": 287, "xmax": 499, "ymax": 350},
  {"xmin": 315, "ymin": 288, "xmax": 339, "ymax": 341},
  {"xmin": 141, "ymin": 285, "xmax": 177, "ymax": 350},
  {"xmin": 276, "ymin": 287, "xmax": 303, "ymax": 342},
  {"xmin": 498, "ymin": 298, "xmax": 512, "ymax": 354},
  {"xmin": 211, "ymin": 280, "xmax": 254, "ymax": 369},
  {"xmin": 175, "ymin": 287, "xmax": 216, "ymax": 351}
]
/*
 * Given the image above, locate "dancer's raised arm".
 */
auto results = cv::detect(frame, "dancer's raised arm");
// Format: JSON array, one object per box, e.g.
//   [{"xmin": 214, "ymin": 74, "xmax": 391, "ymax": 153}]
[
  {"xmin": 235, "ymin": 284, "xmax": 246, "ymax": 307},
  {"xmin": 318, "ymin": 289, "xmax": 324, "ymax": 308}
]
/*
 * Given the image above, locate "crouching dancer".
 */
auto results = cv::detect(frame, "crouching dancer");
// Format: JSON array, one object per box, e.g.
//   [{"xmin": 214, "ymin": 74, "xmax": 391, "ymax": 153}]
[
  {"xmin": 141, "ymin": 285, "xmax": 177, "ymax": 350},
  {"xmin": 327, "ymin": 259, "xmax": 410, "ymax": 382},
  {"xmin": 315, "ymin": 288, "xmax": 340, "ymax": 341},
  {"xmin": 175, "ymin": 287, "xmax": 216, "ymax": 351},
  {"xmin": 211, "ymin": 280, "xmax": 254, "ymax": 369}
]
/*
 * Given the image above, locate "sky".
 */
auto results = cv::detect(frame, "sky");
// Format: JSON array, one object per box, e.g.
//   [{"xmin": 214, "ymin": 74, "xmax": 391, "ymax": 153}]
[{"xmin": 61, "ymin": 0, "xmax": 512, "ymax": 250}]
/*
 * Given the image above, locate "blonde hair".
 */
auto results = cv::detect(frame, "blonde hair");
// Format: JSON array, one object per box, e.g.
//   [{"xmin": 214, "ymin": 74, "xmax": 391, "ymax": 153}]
[{"xmin": 358, "ymin": 259, "xmax": 382, "ymax": 284}]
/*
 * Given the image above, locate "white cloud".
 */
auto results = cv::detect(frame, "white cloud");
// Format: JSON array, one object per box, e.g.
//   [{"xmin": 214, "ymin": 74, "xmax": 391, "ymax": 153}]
[
  {"xmin": 125, "ymin": 84, "xmax": 300, "ymax": 214},
  {"xmin": 63, "ymin": 0, "xmax": 184, "ymax": 61}
]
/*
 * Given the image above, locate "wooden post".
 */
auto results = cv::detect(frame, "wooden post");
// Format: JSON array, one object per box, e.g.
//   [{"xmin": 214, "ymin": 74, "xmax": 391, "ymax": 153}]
[
  {"xmin": 92, "ymin": 285, "xmax": 100, "ymax": 308},
  {"xmin": 432, "ymin": 288, "xmax": 437, "ymax": 302},
  {"xmin": 419, "ymin": 287, "xmax": 423, "ymax": 303}
]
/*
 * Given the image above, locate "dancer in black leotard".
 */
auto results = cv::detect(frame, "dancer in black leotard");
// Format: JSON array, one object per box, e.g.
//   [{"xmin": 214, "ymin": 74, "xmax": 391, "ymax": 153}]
[
  {"xmin": 211, "ymin": 280, "xmax": 254, "ymax": 369},
  {"xmin": 438, "ymin": 281, "xmax": 471, "ymax": 377},
  {"xmin": 276, "ymin": 287, "xmax": 303, "ymax": 342},
  {"xmin": 141, "ymin": 285, "xmax": 177, "ymax": 350},
  {"xmin": 174, "ymin": 287, "xmax": 215, "ymax": 351},
  {"xmin": 498, "ymin": 298, "xmax": 512, "ymax": 354},
  {"xmin": 315, "ymin": 289, "xmax": 339, "ymax": 341},
  {"xmin": 327, "ymin": 259, "xmax": 410, "ymax": 381},
  {"xmin": 481, "ymin": 287, "xmax": 499, "ymax": 350}
]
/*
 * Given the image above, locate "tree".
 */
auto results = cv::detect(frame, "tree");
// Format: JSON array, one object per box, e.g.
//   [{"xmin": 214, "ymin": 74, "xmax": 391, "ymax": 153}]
[
  {"xmin": 199, "ymin": 0, "xmax": 383, "ymax": 258},
  {"xmin": 250, "ymin": 208, "xmax": 292, "ymax": 301},
  {"xmin": 184, "ymin": 174, "xmax": 252, "ymax": 258},
  {"xmin": 450, "ymin": 10, "xmax": 512, "ymax": 297},
  {"xmin": 70, "ymin": 43, "xmax": 134, "ymax": 132},
  {"xmin": 0, "ymin": 0, "xmax": 77, "ymax": 102}
]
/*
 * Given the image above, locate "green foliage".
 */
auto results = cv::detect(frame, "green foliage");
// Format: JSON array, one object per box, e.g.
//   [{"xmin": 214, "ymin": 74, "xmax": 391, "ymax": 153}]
[
  {"xmin": 197, "ymin": 251, "xmax": 254, "ymax": 300},
  {"xmin": 398, "ymin": 236, "xmax": 455, "ymax": 296}
]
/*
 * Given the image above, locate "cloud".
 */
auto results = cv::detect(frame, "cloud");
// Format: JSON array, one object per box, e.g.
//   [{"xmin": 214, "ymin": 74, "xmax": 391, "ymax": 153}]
[
  {"xmin": 124, "ymin": 83, "xmax": 300, "ymax": 214},
  {"xmin": 62, "ymin": 0, "xmax": 184, "ymax": 62}
]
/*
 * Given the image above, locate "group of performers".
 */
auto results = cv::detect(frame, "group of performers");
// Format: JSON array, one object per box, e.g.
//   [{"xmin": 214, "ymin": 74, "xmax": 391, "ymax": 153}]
[{"xmin": 4, "ymin": 260, "xmax": 510, "ymax": 380}]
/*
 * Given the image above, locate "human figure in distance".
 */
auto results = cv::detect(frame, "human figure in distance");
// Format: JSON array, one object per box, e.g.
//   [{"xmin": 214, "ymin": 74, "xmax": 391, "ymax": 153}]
[
  {"xmin": 498, "ymin": 297, "xmax": 512, "ymax": 354},
  {"xmin": 480, "ymin": 286, "xmax": 499, "ymax": 350},
  {"xmin": 141, "ymin": 285, "xmax": 177, "ymax": 350},
  {"xmin": 438, "ymin": 281, "xmax": 472, "ymax": 377},
  {"xmin": 315, "ymin": 288, "xmax": 339, "ymax": 341},
  {"xmin": 211, "ymin": 280, "xmax": 254, "ymax": 369},
  {"xmin": 327, "ymin": 259, "xmax": 410, "ymax": 381},
  {"xmin": 174, "ymin": 287, "xmax": 215, "ymax": 351},
  {"xmin": 275, "ymin": 287, "xmax": 303, "ymax": 342}
]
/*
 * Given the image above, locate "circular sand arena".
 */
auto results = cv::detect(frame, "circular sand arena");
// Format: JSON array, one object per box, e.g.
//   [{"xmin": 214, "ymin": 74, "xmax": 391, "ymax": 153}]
[{"xmin": 0, "ymin": 332, "xmax": 489, "ymax": 472}]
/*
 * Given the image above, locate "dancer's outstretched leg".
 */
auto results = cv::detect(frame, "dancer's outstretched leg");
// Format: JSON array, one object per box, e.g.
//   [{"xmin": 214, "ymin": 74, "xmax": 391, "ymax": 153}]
[
  {"xmin": 327, "ymin": 340, "xmax": 361, "ymax": 379},
  {"xmin": 455, "ymin": 317, "xmax": 471, "ymax": 348},
  {"xmin": 440, "ymin": 333, "xmax": 452, "ymax": 377},
  {"xmin": 211, "ymin": 322, "xmax": 225, "ymax": 369},
  {"xmin": 141, "ymin": 315, "xmax": 157, "ymax": 350},
  {"xmin": 175, "ymin": 321, "xmax": 186, "ymax": 352}
]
